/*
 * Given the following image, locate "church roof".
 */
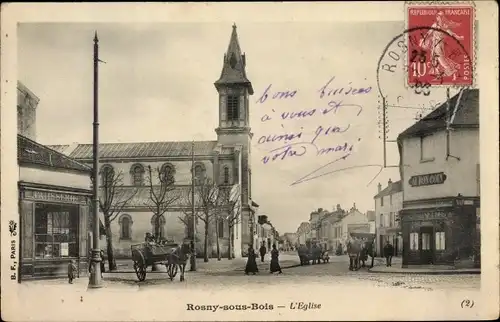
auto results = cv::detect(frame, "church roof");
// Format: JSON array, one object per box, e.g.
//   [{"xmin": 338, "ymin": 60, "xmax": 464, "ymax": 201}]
[
  {"xmin": 214, "ymin": 24, "xmax": 254, "ymax": 94},
  {"xmin": 398, "ymin": 88, "xmax": 479, "ymax": 140},
  {"xmin": 18, "ymin": 135, "xmax": 91, "ymax": 173},
  {"xmin": 50, "ymin": 141, "xmax": 218, "ymax": 160}
]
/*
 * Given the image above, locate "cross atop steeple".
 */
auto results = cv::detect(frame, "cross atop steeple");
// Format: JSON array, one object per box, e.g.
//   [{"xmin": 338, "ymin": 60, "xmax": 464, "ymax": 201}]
[{"xmin": 214, "ymin": 24, "xmax": 253, "ymax": 94}]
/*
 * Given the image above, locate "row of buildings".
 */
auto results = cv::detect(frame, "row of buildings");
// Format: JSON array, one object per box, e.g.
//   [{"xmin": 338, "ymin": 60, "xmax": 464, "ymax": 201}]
[
  {"xmin": 292, "ymin": 204, "xmax": 376, "ymax": 254},
  {"xmin": 286, "ymin": 88, "xmax": 480, "ymax": 268},
  {"xmin": 16, "ymin": 25, "xmax": 279, "ymax": 280}
]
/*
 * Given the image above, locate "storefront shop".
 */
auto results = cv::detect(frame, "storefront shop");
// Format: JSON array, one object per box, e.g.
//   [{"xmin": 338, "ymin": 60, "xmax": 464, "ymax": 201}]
[
  {"xmin": 18, "ymin": 134, "xmax": 93, "ymax": 280},
  {"xmin": 400, "ymin": 196, "xmax": 480, "ymax": 267},
  {"xmin": 19, "ymin": 185, "xmax": 92, "ymax": 280}
]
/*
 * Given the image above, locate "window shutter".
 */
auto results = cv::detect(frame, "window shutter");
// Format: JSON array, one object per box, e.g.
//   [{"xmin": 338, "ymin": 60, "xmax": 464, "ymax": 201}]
[
  {"xmin": 79, "ymin": 204, "xmax": 89, "ymax": 257},
  {"xmin": 20, "ymin": 200, "xmax": 34, "ymax": 260}
]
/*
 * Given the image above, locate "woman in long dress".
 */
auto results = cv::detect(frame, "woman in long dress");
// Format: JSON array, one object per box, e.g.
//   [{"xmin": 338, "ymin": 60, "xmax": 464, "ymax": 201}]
[
  {"xmin": 245, "ymin": 246, "xmax": 259, "ymax": 275},
  {"xmin": 269, "ymin": 244, "xmax": 283, "ymax": 274}
]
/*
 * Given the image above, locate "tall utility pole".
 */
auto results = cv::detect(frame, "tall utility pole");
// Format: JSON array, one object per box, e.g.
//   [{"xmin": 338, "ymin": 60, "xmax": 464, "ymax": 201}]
[
  {"xmin": 89, "ymin": 31, "xmax": 102, "ymax": 288},
  {"xmin": 189, "ymin": 141, "xmax": 197, "ymax": 271}
]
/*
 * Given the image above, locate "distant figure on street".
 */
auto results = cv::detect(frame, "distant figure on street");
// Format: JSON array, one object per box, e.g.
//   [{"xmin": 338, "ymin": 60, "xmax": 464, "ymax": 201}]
[
  {"xmin": 68, "ymin": 259, "xmax": 77, "ymax": 284},
  {"xmin": 100, "ymin": 249, "xmax": 106, "ymax": 277},
  {"xmin": 383, "ymin": 240, "xmax": 394, "ymax": 267},
  {"xmin": 269, "ymin": 244, "xmax": 283, "ymax": 274},
  {"xmin": 259, "ymin": 243, "xmax": 267, "ymax": 262},
  {"xmin": 245, "ymin": 246, "xmax": 259, "ymax": 275}
]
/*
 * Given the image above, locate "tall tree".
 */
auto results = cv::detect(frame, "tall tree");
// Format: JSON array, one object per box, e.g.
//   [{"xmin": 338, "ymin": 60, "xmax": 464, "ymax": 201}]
[
  {"xmin": 184, "ymin": 177, "xmax": 220, "ymax": 262},
  {"xmin": 144, "ymin": 165, "xmax": 180, "ymax": 242},
  {"xmin": 97, "ymin": 167, "xmax": 137, "ymax": 271}
]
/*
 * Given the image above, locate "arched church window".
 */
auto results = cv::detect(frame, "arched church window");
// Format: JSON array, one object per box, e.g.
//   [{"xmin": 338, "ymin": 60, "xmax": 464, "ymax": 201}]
[
  {"xmin": 223, "ymin": 166, "xmax": 230, "ymax": 184},
  {"xmin": 101, "ymin": 165, "xmax": 115, "ymax": 187},
  {"xmin": 151, "ymin": 215, "xmax": 166, "ymax": 239},
  {"xmin": 130, "ymin": 164, "xmax": 145, "ymax": 186},
  {"xmin": 194, "ymin": 163, "xmax": 206, "ymax": 184},
  {"xmin": 160, "ymin": 163, "xmax": 176, "ymax": 185},
  {"xmin": 118, "ymin": 214, "xmax": 133, "ymax": 240},
  {"xmin": 227, "ymin": 95, "xmax": 240, "ymax": 121}
]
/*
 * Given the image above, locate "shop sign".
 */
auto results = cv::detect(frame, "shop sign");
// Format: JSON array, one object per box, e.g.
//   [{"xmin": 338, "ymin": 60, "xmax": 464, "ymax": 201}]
[
  {"xmin": 24, "ymin": 190, "xmax": 88, "ymax": 205},
  {"xmin": 409, "ymin": 172, "xmax": 447, "ymax": 187},
  {"xmin": 408, "ymin": 211, "xmax": 450, "ymax": 221}
]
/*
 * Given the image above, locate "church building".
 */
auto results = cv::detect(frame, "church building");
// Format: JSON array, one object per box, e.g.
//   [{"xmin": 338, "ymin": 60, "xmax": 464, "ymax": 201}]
[{"xmin": 52, "ymin": 25, "xmax": 259, "ymax": 259}]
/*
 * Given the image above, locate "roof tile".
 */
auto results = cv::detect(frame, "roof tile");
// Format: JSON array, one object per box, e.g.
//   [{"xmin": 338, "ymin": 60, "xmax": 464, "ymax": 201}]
[
  {"xmin": 50, "ymin": 140, "xmax": 218, "ymax": 160},
  {"xmin": 18, "ymin": 135, "xmax": 91, "ymax": 173},
  {"xmin": 398, "ymin": 89, "xmax": 479, "ymax": 139}
]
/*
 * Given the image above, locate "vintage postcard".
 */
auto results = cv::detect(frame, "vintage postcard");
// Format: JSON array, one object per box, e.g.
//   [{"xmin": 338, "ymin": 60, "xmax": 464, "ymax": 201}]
[{"xmin": 1, "ymin": 2, "xmax": 498, "ymax": 321}]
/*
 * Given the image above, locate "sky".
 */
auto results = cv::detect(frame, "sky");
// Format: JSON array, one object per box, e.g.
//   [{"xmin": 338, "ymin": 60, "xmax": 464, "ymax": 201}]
[{"xmin": 18, "ymin": 22, "xmax": 457, "ymax": 233}]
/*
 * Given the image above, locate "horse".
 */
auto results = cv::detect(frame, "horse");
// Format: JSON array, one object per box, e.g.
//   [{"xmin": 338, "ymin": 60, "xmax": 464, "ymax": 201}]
[
  {"xmin": 297, "ymin": 244, "xmax": 310, "ymax": 266},
  {"xmin": 311, "ymin": 244, "xmax": 323, "ymax": 265},
  {"xmin": 347, "ymin": 239, "xmax": 362, "ymax": 271},
  {"xmin": 359, "ymin": 240, "xmax": 375, "ymax": 269},
  {"xmin": 166, "ymin": 242, "xmax": 191, "ymax": 282}
]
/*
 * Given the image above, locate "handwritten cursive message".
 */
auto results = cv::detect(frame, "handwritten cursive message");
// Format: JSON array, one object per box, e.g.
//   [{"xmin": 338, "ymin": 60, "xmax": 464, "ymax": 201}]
[{"xmin": 255, "ymin": 76, "xmax": 380, "ymax": 185}]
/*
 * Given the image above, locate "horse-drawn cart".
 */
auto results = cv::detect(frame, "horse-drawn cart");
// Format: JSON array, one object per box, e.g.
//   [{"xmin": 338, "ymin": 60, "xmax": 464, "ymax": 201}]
[
  {"xmin": 131, "ymin": 242, "xmax": 185, "ymax": 282},
  {"xmin": 348, "ymin": 232, "xmax": 376, "ymax": 270}
]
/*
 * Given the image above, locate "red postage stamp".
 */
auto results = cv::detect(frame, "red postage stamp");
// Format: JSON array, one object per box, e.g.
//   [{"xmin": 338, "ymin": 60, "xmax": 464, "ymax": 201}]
[{"xmin": 406, "ymin": 3, "xmax": 475, "ymax": 87}]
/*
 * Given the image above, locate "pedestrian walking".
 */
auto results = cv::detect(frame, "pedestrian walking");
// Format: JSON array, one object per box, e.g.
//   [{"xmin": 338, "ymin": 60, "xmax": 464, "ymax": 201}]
[
  {"xmin": 259, "ymin": 243, "xmax": 267, "ymax": 262},
  {"xmin": 100, "ymin": 249, "xmax": 106, "ymax": 278},
  {"xmin": 269, "ymin": 244, "xmax": 283, "ymax": 274},
  {"xmin": 383, "ymin": 240, "xmax": 394, "ymax": 267},
  {"xmin": 68, "ymin": 259, "xmax": 77, "ymax": 284},
  {"xmin": 245, "ymin": 246, "xmax": 259, "ymax": 275}
]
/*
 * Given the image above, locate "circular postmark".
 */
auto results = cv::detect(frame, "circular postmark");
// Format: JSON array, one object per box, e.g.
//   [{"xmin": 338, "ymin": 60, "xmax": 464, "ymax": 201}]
[{"xmin": 376, "ymin": 26, "xmax": 474, "ymax": 132}]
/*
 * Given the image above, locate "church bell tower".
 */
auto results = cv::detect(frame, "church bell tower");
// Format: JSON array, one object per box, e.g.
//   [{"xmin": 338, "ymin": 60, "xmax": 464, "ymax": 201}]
[
  {"xmin": 214, "ymin": 24, "xmax": 254, "ymax": 249},
  {"xmin": 215, "ymin": 24, "xmax": 254, "ymax": 139}
]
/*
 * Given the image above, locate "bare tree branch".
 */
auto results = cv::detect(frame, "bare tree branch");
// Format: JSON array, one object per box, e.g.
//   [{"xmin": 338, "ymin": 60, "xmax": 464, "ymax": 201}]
[{"xmin": 145, "ymin": 165, "xmax": 180, "ymax": 239}]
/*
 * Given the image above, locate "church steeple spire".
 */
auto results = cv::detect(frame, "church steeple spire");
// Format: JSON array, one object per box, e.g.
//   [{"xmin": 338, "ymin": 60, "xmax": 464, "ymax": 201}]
[{"xmin": 215, "ymin": 24, "xmax": 254, "ymax": 95}]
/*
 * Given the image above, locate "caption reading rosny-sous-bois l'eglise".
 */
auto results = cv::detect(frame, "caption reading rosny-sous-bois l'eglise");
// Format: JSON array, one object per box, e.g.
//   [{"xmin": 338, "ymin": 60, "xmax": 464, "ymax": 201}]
[{"xmin": 186, "ymin": 301, "xmax": 322, "ymax": 312}]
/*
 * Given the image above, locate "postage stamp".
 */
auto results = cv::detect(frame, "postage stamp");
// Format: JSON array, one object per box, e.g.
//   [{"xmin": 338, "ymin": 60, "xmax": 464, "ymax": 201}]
[{"xmin": 406, "ymin": 2, "xmax": 475, "ymax": 87}]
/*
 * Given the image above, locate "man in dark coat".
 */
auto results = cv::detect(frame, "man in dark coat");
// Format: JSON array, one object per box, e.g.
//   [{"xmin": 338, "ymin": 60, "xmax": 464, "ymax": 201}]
[
  {"xmin": 269, "ymin": 244, "xmax": 283, "ymax": 274},
  {"xmin": 245, "ymin": 246, "xmax": 259, "ymax": 275},
  {"xmin": 383, "ymin": 240, "xmax": 395, "ymax": 267},
  {"xmin": 259, "ymin": 243, "xmax": 267, "ymax": 262}
]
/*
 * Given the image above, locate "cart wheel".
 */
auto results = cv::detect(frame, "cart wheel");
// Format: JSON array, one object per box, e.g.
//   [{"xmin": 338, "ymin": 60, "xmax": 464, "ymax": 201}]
[
  {"xmin": 133, "ymin": 261, "xmax": 147, "ymax": 281},
  {"xmin": 167, "ymin": 263, "xmax": 178, "ymax": 281}
]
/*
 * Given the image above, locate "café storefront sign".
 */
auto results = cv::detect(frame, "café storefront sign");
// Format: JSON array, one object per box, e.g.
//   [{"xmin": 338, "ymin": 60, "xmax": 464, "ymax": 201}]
[
  {"xmin": 409, "ymin": 172, "xmax": 447, "ymax": 187},
  {"xmin": 23, "ymin": 190, "xmax": 89, "ymax": 205}
]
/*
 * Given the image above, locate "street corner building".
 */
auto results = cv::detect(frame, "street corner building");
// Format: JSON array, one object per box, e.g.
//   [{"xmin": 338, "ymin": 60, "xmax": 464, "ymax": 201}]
[
  {"xmin": 17, "ymin": 82, "xmax": 93, "ymax": 280},
  {"xmin": 397, "ymin": 88, "xmax": 480, "ymax": 268},
  {"xmin": 50, "ymin": 25, "xmax": 258, "ymax": 260}
]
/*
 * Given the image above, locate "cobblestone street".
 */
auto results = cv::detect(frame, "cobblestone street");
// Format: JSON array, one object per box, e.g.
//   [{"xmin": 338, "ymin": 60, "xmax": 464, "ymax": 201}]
[{"xmin": 26, "ymin": 255, "xmax": 479, "ymax": 292}]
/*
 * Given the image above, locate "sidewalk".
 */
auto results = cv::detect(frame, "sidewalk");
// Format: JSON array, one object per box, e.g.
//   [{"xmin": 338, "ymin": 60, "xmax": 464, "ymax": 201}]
[
  {"xmin": 369, "ymin": 257, "xmax": 481, "ymax": 275},
  {"xmin": 110, "ymin": 253, "xmax": 302, "ymax": 274}
]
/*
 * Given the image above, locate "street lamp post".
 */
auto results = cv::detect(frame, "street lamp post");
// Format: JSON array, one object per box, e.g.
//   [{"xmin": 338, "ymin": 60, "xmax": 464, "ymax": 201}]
[
  {"xmin": 190, "ymin": 141, "xmax": 197, "ymax": 271},
  {"xmin": 88, "ymin": 31, "xmax": 102, "ymax": 288}
]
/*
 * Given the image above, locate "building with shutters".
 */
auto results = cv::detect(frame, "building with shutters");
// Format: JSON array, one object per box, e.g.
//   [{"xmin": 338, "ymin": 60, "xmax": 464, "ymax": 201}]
[
  {"xmin": 17, "ymin": 81, "xmax": 94, "ymax": 280},
  {"xmin": 398, "ymin": 89, "xmax": 480, "ymax": 267},
  {"xmin": 374, "ymin": 179, "xmax": 403, "ymax": 257},
  {"xmin": 50, "ymin": 25, "xmax": 261, "ymax": 259}
]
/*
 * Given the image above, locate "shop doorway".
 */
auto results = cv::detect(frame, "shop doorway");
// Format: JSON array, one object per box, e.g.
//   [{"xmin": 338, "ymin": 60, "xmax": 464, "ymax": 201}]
[{"xmin": 419, "ymin": 226, "xmax": 434, "ymax": 264}]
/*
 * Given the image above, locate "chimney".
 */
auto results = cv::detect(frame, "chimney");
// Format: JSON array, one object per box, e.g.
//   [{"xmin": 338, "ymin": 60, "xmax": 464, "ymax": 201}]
[
  {"xmin": 318, "ymin": 208, "xmax": 323, "ymax": 213},
  {"xmin": 377, "ymin": 182, "xmax": 382, "ymax": 193}
]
